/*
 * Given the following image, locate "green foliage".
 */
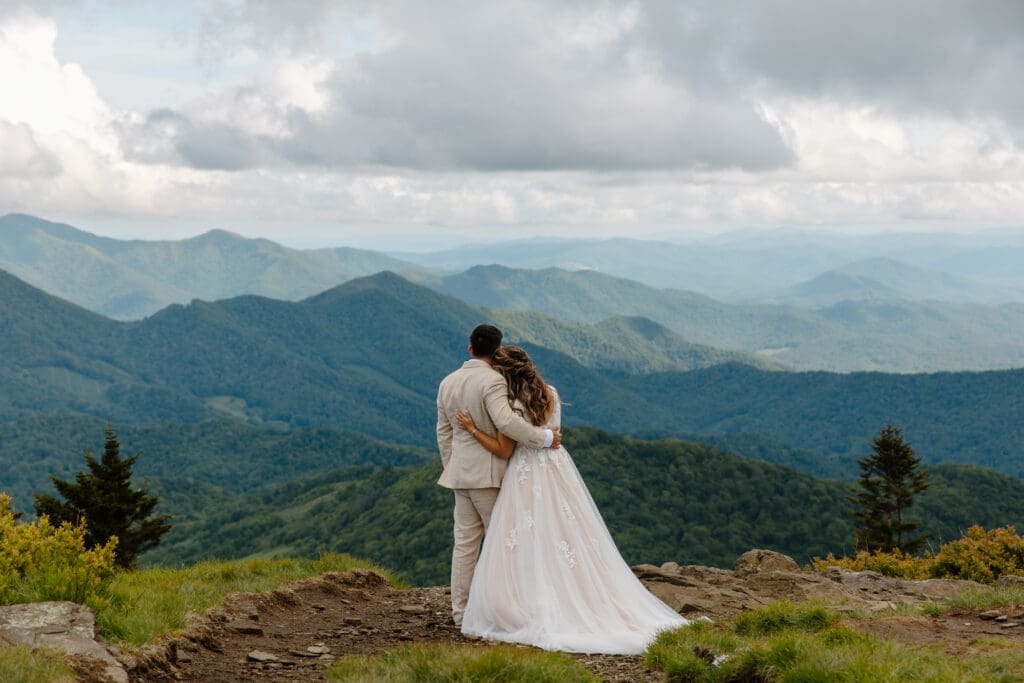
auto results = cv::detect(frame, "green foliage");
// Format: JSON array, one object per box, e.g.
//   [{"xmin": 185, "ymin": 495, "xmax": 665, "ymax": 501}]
[
  {"xmin": 814, "ymin": 526, "xmax": 1024, "ymax": 584},
  {"xmin": 0, "ymin": 493, "xmax": 117, "ymax": 608},
  {"xmin": 97, "ymin": 554, "xmax": 397, "ymax": 647},
  {"xmin": 0, "ymin": 646, "xmax": 74, "ymax": 683},
  {"xmin": 848, "ymin": 424, "xmax": 929, "ymax": 553},
  {"xmin": 732, "ymin": 602, "xmax": 838, "ymax": 637},
  {"xmin": 33, "ymin": 426, "xmax": 171, "ymax": 568},
  {"xmin": 813, "ymin": 548, "xmax": 933, "ymax": 580},
  {"xmin": 645, "ymin": 603, "xmax": 1024, "ymax": 682},
  {"xmin": 146, "ymin": 429, "xmax": 1024, "ymax": 586},
  {"xmin": 325, "ymin": 643, "xmax": 597, "ymax": 682},
  {"xmin": 931, "ymin": 526, "xmax": 1024, "ymax": 583},
  {"xmin": 2, "ymin": 267, "xmax": 1023, "ymax": 482}
]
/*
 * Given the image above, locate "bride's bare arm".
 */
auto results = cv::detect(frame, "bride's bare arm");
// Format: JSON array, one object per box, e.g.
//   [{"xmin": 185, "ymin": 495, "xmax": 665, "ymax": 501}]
[{"xmin": 454, "ymin": 410, "xmax": 516, "ymax": 460}]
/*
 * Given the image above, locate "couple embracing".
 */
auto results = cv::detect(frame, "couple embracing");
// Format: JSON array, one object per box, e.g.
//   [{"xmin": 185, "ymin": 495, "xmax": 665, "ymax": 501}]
[{"xmin": 436, "ymin": 324, "xmax": 686, "ymax": 655}]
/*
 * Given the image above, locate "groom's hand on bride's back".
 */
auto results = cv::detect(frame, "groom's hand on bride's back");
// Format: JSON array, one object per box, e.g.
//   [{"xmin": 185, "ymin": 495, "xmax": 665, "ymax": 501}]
[{"xmin": 549, "ymin": 427, "xmax": 561, "ymax": 449}]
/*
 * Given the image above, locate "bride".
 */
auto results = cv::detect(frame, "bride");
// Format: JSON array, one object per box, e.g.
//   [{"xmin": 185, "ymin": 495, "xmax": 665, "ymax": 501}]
[{"xmin": 452, "ymin": 346, "xmax": 687, "ymax": 655}]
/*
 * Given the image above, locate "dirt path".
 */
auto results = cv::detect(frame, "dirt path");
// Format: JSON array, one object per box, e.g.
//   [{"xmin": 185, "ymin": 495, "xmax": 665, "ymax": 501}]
[
  {"xmin": 128, "ymin": 568, "xmax": 1024, "ymax": 682},
  {"xmin": 131, "ymin": 570, "xmax": 661, "ymax": 682}
]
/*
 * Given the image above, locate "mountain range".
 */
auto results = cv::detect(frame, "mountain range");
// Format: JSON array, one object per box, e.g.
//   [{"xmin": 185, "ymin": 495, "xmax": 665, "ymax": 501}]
[
  {"xmin": 1, "ymin": 266, "xmax": 1021, "ymax": 479},
  {"xmin": 0, "ymin": 213, "xmax": 416, "ymax": 320},
  {"xmin": 393, "ymin": 229, "xmax": 1024, "ymax": 303},
  {"xmin": 4, "ymin": 214, "xmax": 1024, "ymax": 373}
]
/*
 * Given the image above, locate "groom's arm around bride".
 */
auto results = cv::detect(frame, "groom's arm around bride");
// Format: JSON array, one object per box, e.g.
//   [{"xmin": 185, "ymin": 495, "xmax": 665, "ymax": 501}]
[{"xmin": 435, "ymin": 324, "xmax": 559, "ymax": 626}]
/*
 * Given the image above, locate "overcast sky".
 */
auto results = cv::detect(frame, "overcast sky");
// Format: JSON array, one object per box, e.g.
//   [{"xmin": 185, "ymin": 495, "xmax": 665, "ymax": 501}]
[{"xmin": 2, "ymin": 0, "xmax": 1023, "ymax": 248}]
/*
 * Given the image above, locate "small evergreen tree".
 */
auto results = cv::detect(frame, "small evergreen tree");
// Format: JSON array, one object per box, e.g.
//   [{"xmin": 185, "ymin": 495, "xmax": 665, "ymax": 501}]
[
  {"xmin": 34, "ymin": 425, "xmax": 171, "ymax": 568},
  {"xmin": 847, "ymin": 423, "xmax": 930, "ymax": 554}
]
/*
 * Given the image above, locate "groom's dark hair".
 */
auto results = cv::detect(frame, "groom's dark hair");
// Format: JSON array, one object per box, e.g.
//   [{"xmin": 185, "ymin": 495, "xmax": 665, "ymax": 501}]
[{"xmin": 470, "ymin": 324, "xmax": 503, "ymax": 358}]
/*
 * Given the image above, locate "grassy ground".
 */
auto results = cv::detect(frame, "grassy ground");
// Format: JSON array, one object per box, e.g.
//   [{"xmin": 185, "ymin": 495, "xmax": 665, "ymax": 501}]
[
  {"xmin": 325, "ymin": 643, "xmax": 597, "ymax": 682},
  {"xmin": 0, "ymin": 646, "xmax": 74, "ymax": 683},
  {"xmin": 925, "ymin": 586, "xmax": 1024, "ymax": 615},
  {"xmin": 96, "ymin": 554, "xmax": 399, "ymax": 648},
  {"xmin": 645, "ymin": 601, "xmax": 1024, "ymax": 682}
]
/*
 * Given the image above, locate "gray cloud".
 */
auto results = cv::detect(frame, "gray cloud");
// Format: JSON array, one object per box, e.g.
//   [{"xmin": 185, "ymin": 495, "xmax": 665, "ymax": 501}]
[
  {"xmin": 635, "ymin": 1, "xmax": 1024, "ymax": 123},
  {"xmin": 125, "ymin": 0, "xmax": 1024, "ymax": 175}
]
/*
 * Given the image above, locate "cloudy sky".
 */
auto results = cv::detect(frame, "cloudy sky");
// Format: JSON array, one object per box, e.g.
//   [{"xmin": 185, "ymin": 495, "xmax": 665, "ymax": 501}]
[{"xmin": 2, "ymin": 0, "xmax": 1023, "ymax": 247}]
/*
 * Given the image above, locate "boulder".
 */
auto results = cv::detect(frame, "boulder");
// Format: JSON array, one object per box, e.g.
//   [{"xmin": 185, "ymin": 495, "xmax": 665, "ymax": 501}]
[
  {"xmin": 735, "ymin": 549, "xmax": 800, "ymax": 576},
  {"xmin": 0, "ymin": 601, "xmax": 128, "ymax": 683}
]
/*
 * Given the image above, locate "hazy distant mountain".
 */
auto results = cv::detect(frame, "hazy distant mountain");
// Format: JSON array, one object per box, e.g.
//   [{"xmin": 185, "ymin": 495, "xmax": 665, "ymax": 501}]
[
  {"xmin": 1, "ymin": 268, "xmax": 1021, "ymax": 477},
  {"xmin": 395, "ymin": 229, "xmax": 1024, "ymax": 303},
  {"xmin": 427, "ymin": 265, "xmax": 1024, "ymax": 372},
  {"xmin": 766, "ymin": 258, "xmax": 1009, "ymax": 306},
  {"xmin": 0, "ymin": 213, "xmax": 419, "ymax": 319}
]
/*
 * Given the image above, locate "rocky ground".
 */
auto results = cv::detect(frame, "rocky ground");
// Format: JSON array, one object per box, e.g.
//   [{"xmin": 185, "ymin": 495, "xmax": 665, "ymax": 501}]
[{"xmin": 4, "ymin": 550, "xmax": 1023, "ymax": 682}]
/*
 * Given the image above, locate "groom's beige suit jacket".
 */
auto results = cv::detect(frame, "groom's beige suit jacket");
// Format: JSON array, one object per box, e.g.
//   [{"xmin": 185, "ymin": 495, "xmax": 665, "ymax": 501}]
[{"xmin": 436, "ymin": 358, "xmax": 549, "ymax": 489}]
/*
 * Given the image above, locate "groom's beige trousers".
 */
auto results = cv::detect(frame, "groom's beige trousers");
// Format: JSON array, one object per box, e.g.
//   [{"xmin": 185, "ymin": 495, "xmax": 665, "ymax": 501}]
[{"xmin": 450, "ymin": 487, "xmax": 499, "ymax": 625}]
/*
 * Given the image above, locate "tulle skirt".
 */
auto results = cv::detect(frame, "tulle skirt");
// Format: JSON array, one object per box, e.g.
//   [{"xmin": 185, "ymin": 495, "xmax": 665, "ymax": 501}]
[{"xmin": 461, "ymin": 444, "xmax": 687, "ymax": 655}]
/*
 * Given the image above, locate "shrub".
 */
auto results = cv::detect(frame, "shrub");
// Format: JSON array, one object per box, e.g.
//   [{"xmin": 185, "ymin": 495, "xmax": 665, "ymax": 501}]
[
  {"xmin": 812, "ymin": 547, "xmax": 933, "ymax": 579},
  {"xmin": 812, "ymin": 526, "xmax": 1024, "ymax": 584},
  {"xmin": 930, "ymin": 526, "xmax": 1024, "ymax": 583},
  {"xmin": 0, "ymin": 493, "xmax": 117, "ymax": 608}
]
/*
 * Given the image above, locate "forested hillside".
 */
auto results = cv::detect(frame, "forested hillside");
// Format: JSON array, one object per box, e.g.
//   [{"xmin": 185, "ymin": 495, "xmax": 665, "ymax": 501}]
[
  {"xmin": 145, "ymin": 429, "xmax": 1024, "ymax": 585},
  {"xmin": 429, "ymin": 265, "xmax": 1024, "ymax": 372},
  {"xmin": 2, "ymin": 269, "xmax": 1022, "ymax": 477}
]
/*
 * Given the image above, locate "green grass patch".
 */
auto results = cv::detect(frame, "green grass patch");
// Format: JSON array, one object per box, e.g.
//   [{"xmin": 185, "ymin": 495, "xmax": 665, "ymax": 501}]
[
  {"xmin": 97, "ymin": 554, "xmax": 399, "ymax": 648},
  {"xmin": 0, "ymin": 646, "xmax": 74, "ymax": 683},
  {"xmin": 646, "ymin": 602, "xmax": 1024, "ymax": 682},
  {"xmin": 937, "ymin": 586, "xmax": 1024, "ymax": 612},
  {"xmin": 325, "ymin": 643, "xmax": 597, "ymax": 682}
]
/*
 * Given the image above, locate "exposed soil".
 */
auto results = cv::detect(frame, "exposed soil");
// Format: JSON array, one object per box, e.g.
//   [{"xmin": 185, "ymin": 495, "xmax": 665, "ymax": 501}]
[
  {"xmin": 848, "ymin": 606, "xmax": 1024, "ymax": 657},
  {"xmin": 124, "ymin": 567, "xmax": 1024, "ymax": 682},
  {"xmin": 129, "ymin": 570, "xmax": 660, "ymax": 682}
]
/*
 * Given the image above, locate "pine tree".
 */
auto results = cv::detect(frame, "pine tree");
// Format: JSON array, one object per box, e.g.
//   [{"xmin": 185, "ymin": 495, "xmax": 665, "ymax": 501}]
[
  {"xmin": 34, "ymin": 425, "xmax": 171, "ymax": 568},
  {"xmin": 847, "ymin": 423, "xmax": 930, "ymax": 554}
]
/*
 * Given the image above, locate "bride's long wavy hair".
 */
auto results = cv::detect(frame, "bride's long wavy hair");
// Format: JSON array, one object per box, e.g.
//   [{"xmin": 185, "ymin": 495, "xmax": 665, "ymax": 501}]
[{"xmin": 491, "ymin": 346, "xmax": 553, "ymax": 426}]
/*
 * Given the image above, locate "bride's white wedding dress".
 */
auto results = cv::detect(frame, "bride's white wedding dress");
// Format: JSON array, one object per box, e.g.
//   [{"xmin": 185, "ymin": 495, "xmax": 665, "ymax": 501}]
[{"xmin": 461, "ymin": 387, "xmax": 687, "ymax": 655}]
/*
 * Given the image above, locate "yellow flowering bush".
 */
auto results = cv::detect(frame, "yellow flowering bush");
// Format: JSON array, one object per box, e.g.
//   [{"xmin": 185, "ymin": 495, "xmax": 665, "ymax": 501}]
[
  {"xmin": 813, "ymin": 526, "xmax": 1024, "ymax": 584},
  {"xmin": 930, "ymin": 525, "xmax": 1024, "ymax": 584},
  {"xmin": 812, "ymin": 547, "xmax": 933, "ymax": 579},
  {"xmin": 0, "ymin": 494, "xmax": 117, "ymax": 608}
]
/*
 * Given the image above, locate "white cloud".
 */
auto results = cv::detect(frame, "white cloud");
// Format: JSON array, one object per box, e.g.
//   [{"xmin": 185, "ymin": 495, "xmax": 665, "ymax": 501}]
[{"xmin": 2, "ymin": 0, "xmax": 1024, "ymax": 244}]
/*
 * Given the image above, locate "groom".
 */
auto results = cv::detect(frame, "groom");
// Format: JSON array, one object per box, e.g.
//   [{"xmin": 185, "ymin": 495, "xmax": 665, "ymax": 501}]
[{"xmin": 436, "ymin": 324, "xmax": 561, "ymax": 626}]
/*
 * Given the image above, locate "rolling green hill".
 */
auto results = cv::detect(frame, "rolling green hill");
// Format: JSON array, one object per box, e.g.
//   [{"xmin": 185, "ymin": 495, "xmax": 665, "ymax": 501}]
[
  {"xmin": 427, "ymin": 265, "xmax": 1024, "ymax": 372},
  {"xmin": 1, "ymin": 269, "xmax": 1022, "ymax": 477},
  {"xmin": 143, "ymin": 429, "xmax": 1024, "ymax": 585},
  {"xmin": 0, "ymin": 213, "xmax": 418, "ymax": 319}
]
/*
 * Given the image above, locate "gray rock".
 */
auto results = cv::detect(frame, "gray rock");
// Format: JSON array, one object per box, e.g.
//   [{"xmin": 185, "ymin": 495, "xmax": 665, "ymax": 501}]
[
  {"xmin": 398, "ymin": 605, "xmax": 428, "ymax": 615},
  {"xmin": 306, "ymin": 645, "xmax": 331, "ymax": 654},
  {"xmin": 735, "ymin": 549, "xmax": 800, "ymax": 576},
  {"xmin": 247, "ymin": 650, "xmax": 279, "ymax": 663},
  {"xmin": 996, "ymin": 574, "xmax": 1024, "ymax": 588},
  {"xmin": 635, "ymin": 551, "xmax": 987, "ymax": 620},
  {"xmin": 224, "ymin": 619, "xmax": 264, "ymax": 635},
  {"xmin": 979, "ymin": 610, "xmax": 1001, "ymax": 620},
  {"xmin": 0, "ymin": 601, "xmax": 127, "ymax": 683}
]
